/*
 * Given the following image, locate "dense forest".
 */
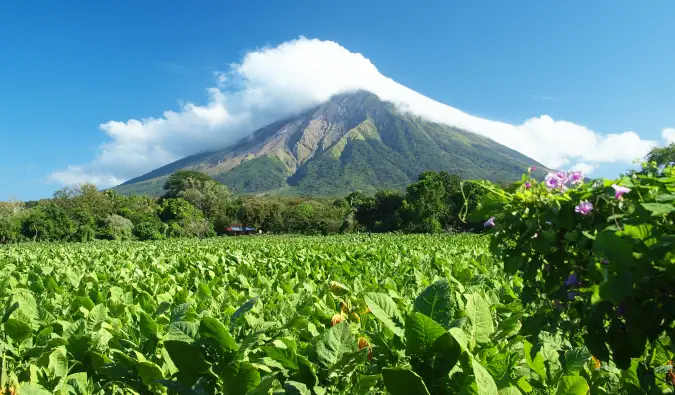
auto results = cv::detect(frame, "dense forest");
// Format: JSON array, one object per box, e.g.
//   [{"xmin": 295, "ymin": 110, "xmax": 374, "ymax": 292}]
[{"xmin": 0, "ymin": 170, "xmax": 493, "ymax": 243}]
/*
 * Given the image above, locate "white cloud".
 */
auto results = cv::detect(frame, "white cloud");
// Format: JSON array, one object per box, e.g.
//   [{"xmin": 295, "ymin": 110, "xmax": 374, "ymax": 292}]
[
  {"xmin": 662, "ymin": 128, "xmax": 675, "ymax": 143},
  {"xmin": 570, "ymin": 163, "xmax": 596, "ymax": 176},
  {"xmin": 50, "ymin": 37, "xmax": 663, "ymax": 187}
]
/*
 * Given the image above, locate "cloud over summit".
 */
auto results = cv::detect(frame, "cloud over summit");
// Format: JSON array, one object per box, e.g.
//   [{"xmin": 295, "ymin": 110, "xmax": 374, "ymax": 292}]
[{"xmin": 50, "ymin": 37, "xmax": 660, "ymax": 187}]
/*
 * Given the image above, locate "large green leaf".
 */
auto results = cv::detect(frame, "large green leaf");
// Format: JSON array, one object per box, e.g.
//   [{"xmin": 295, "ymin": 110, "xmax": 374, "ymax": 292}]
[
  {"xmin": 405, "ymin": 312, "xmax": 446, "ymax": 357},
  {"xmin": 465, "ymin": 293, "xmax": 494, "ymax": 344},
  {"xmin": 139, "ymin": 311, "xmax": 158, "ymax": 340},
  {"xmin": 640, "ymin": 202, "xmax": 675, "ymax": 216},
  {"xmin": 283, "ymin": 380, "xmax": 311, "ymax": 395},
  {"xmin": 364, "ymin": 292, "xmax": 404, "ymax": 337},
  {"xmin": 315, "ymin": 321, "xmax": 356, "ymax": 368},
  {"xmin": 262, "ymin": 345, "xmax": 298, "ymax": 370},
  {"xmin": 523, "ymin": 340, "xmax": 547, "ymax": 380},
  {"xmin": 472, "ymin": 359, "xmax": 499, "ymax": 395},
  {"xmin": 223, "ymin": 361, "xmax": 260, "ymax": 395},
  {"xmin": 136, "ymin": 360, "xmax": 165, "ymax": 386},
  {"xmin": 413, "ymin": 279, "xmax": 455, "ymax": 328},
  {"xmin": 382, "ymin": 368, "xmax": 430, "ymax": 395},
  {"xmin": 18, "ymin": 383, "xmax": 51, "ymax": 395},
  {"xmin": 4, "ymin": 318, "xmax": 32, "ymax": 342},
  {"xmin": 199, "ymin": 316, "xmax": 239, "ymax": 354},
  {"xmin": 164, "ymin": 340, "xmax": 210, "ymax": 386},
  {"xmin": 354, "ymin": 374, "xmax": 381, "ymax": 394},
  {"xmin": 498, "ymin": 387, "xmax": 522, "ymax": 395},
  {"xmin": 563, "ymin": 348, "xmax": 590, "ymax": 375},
  {"xmin": 593, "ymin": 231, "xmax": 633, "ymax": 271},
  {"xmin": 555, "ymin": 376, "xmax": 589, "ymax": 395}
]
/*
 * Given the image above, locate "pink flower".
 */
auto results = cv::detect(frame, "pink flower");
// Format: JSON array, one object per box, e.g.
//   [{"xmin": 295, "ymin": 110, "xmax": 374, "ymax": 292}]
[
  {"xmin": 569, "ymin": 171, "xmax": 583, "ymax": 184},
  {"xmin": 531, "ymin": 166, "xmax": 537, "ymax": 171},
  {"xmin": 611, "ymin": 184, "xmax": 631, "ymax": 200},
  {"xmin": 575, "ymin": 200, "xmax": 593, "ymax": 215},
  {"xmin": 484, "ymin": 217, "xmax": 495, "ymax": 228},
  {"xmin": 525, "ymin": 182, "xmax": 532, "ymax": 189}
]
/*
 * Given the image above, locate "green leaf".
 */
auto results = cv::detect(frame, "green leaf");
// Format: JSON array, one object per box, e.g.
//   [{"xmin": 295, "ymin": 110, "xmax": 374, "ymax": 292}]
[
  {"xmin": 18, "ymin": 383, "xmax": 51, "ymax": 395},
  {"xmin": 413, "ymin": 279, "xmax": 455, "ymax": 328},
  {"xmin": 622, "ymin": 224, "xmax": 654, "ymax": 242},
  {"xmin": 4, "ymin": 318, "xmax": 32, "ymax": 342},
  {"xmin": 315, "ymin": 321, "xmax": 357, "ymax": 368},
  {"xmin": 283, "ymin": 380, "xmax": 311, "ymax": 395},
  {"xmin": 47, "ymin": 346, "xmax": 69, "ymax": 378},
  {"xmin": 431, "ymin": 331, "xmax": 462, "ymax": 377},
  {"xmin": 223, "ymin": 361, "xmax": 260, "ymax": 395},
  {"xmin": 364, "ymin": 292, "xmax": 404, "ymax": 337},
  {"xmin": 136, "ymin": 361, "xmax": 165, "ymax": 386},
  {"xmin": 472, "ymin": 359, "xmax": 499, "ymax": 395},
  {"xmin": 139, "ymin": 311, "xmax": 158, "ymax": 340},
  {"xmin": 230, "ymin": 297, "xmax": 258, "ymax": 324},
  {"xmin": 590, "ymin": 272, "xmax": 632, "ymax": 305},
  {"xmin": 86, "ymin": 304, "xmax": 107, "ymax": 331},
  {"xmin": 354, "ymin": 374, "xmax": 381, "ymax": 394},
  {"xmin": 498, "ymin": 387, "xmax": 522, "ymax": 395},
  {"xmin": 523, "ymin": 340, "xmax": 547, "ymax": 380},
  {"xmin": 465, "ymin": 293, "xmax": 494, "ymax": 344},
  {"xmin": 381, "ymin": 368, "xmax": 430, "ymax": 395},
  {"xmin": 555, "ymin": 376, "xmax": 589, "ymax": 395},
  {"xmin": 199, "ymin": 316, "xmax": 239, "ymax": 354},
  {"xmin": 164, "ymin": 340, "xmax": 210, "ymax": 387},
  {"xmin": 655, "ymin": 193, "xmax": 675, "ymax": 202},
  {"xmin": 405, "ymin": 312, "xmax": 446, "ymax": 357},
  {"xmin": 593, "ymin": 231, "xmax": 633, "ymax": 271},
  {"xmin": 563, "ymin": 348, "xmax": 591, "ymax": 375},
  {"xmin": 641, "ymin": 202, "xmax": 675, "ymax": 216},
  {"xmin": 262, "ymin": 345, "xmax": 298, "ymax": 370}
]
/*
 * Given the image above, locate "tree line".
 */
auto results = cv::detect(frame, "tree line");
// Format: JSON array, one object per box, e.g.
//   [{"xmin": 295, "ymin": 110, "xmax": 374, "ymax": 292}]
[{"xmin": 0, "ymin": 169, "xmax": 492, "ymax": 243}]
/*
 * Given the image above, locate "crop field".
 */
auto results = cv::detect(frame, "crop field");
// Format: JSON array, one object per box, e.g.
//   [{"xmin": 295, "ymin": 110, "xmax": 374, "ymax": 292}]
[{"xmin": 0, "ymin": 234, "xmax": 634, "ymax": 394}]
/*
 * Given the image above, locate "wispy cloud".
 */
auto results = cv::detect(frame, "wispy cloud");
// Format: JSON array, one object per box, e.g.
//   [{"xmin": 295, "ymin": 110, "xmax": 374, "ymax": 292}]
[
  {"xmin": 49, "ymin": 37, "xmax": 663, "ymax": 187},
  {"xmin": 155, "ymin": 61, "xmax": 188, "ymax": 74},
  {"xmin": 531, "ymin": 95, "xmax": 567, "ymax": 101}
]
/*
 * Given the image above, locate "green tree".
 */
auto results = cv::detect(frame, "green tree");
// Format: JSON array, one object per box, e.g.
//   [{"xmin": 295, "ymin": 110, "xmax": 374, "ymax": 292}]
[
  {"xmin": 163, "ymin": 170, "xmax": 215, "ymax": 198},
  {"xmin": 159, "ymin": 198, "xmax": 213, "ymax": 238}
]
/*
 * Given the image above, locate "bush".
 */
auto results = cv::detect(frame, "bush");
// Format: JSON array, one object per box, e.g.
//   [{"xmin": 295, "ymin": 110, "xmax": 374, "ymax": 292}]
[
  {"xmin": 471, "ymin": 165, "xmax": 675, "ymax": 379},
  {"xmin": 98, "ymin": 214, "xmax": 134, "ymax": 241}
]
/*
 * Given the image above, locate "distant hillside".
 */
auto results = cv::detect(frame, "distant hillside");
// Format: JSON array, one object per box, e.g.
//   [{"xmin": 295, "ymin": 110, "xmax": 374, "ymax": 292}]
[{"xmin": 115, "ymin": 91, "xmax": 546, "ymax": 196}]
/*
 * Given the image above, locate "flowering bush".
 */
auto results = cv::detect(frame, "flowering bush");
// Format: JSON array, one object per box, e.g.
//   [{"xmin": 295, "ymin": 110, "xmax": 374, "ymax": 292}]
[{"xmin": 466, "ymin": 165, "xmax": 675, "ymax": 389}]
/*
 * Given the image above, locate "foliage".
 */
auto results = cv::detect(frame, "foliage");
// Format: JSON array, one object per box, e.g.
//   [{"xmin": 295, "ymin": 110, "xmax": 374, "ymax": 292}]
[
  {"xmin": 163, "ymin": 170, "xmax": 215, "ymax": 198},
  {"xmin": 97, "ymin": 214, "xmax": 134, "ymax": 241},
  {"xmin": 470, "ymin": 165, "xmax": 675, "ymax": 393},
  {"xmin": 0, "ymin": 234, "xmax": 631, "ymax": 394}
]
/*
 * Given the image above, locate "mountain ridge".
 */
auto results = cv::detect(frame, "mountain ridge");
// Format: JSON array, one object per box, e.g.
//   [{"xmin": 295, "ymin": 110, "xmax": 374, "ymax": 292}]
[{"xmin": 114, "ymin": 90, "xmax": 546, "ymax": 196}]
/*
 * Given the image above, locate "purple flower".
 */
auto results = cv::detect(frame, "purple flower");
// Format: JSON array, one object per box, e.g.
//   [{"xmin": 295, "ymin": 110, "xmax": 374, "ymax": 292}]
[
  {"xmin": 601, "ymin": 258, "xmax": 609, "ymax": 266},
  {"xmin": 545, "ymin": 173, "xmax": 561, "ymax": 189},
  {"xmin": 565, "ymin": 273, "xmax": 579, "ymax": 287},
  {"xmin": 484, "ymin": 217, "xmax": 495, "ymax": 228},
  {"xmin": 569, "ymin": 171, "xmax": 583, "ymax": 184},
  {"xmin": 575, "ymin": 200, "xmax": 593, "ymax": 215},
  {"xmin": 525, "ymin": 182, "xmax": 532, "ymax": 189},
  {"xmin": 612, "ymin": 184, "xmax": 631, "ymax": 200},
  {"xmin": 567, "ymin": 291, "xmax": 579, "ymax": 300}
]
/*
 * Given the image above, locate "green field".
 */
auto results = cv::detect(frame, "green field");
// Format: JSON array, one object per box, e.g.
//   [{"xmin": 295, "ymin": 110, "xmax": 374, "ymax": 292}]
[{"xmin": 0, "ymin": 234, "xmax": 628, "ymax": 394}]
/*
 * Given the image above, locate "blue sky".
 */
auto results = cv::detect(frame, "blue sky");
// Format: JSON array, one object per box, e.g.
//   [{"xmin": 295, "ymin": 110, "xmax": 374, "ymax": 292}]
[{"xmin": 1, "ymin": 1, "xmax": 674, "ymax": 200}]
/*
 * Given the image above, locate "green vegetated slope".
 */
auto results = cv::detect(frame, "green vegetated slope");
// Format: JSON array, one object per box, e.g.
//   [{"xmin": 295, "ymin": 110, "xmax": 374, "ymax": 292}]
[
  {"xmin": 115, "ymin": 91, "xmax": 545, "ymax": 196},
  {"xmin": 0, "ymin": 234, "xmax": 621, "ymax": 393}
]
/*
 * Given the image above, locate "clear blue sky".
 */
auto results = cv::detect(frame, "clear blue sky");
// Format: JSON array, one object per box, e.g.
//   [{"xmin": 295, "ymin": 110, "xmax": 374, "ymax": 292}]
[{"xmin": 1, "ymin": 1, "xmax": 673, "ymax": 200}]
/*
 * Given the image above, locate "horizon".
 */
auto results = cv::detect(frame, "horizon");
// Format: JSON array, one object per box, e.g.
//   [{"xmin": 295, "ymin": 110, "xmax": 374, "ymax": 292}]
[{"xmin": 2, "ymin": 1, "xmax": 674, "ymax": 200}]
